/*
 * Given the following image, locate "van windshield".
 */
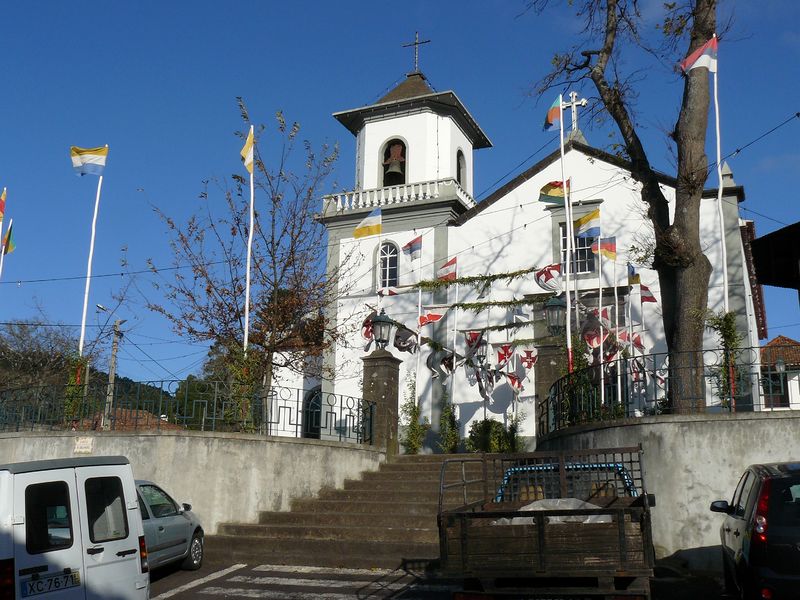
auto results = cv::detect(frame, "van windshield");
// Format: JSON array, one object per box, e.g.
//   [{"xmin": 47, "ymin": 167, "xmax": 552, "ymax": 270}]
[{"xmin": 769, "ymin": 477, "xmax": 800, "ymax": 528}]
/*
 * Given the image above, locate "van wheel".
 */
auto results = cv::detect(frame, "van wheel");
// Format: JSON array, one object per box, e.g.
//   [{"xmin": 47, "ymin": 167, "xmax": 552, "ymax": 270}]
[{"xmin": 182, "ymin": 531, "xmax": 203, "ymax": 570}]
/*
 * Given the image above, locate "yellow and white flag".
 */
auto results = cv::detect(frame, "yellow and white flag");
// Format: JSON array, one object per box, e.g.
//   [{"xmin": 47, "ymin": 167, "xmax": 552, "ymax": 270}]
[
  {"xmin": 240, "ymin": 126, "xmax": 254, "ymax": 174},
  {"xmin": 353, "ymin": 208, "xmax": 382, "ymax": 239}
]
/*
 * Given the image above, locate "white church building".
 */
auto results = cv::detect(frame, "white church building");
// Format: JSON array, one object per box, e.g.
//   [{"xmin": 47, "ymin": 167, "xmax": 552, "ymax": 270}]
[{"xmin": 279, "ymin": 70, "xmax": 766, "ymax": 446}]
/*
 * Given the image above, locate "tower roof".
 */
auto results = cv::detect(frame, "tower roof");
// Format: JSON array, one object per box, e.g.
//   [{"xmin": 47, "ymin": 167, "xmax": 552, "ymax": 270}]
[
  {"xmin": 377, "ymin": 72, "xmax": 435, "ymax": 103},
  {"xmin": 332, "ymin": 72, "xmax": 492, "ymax": 149}
]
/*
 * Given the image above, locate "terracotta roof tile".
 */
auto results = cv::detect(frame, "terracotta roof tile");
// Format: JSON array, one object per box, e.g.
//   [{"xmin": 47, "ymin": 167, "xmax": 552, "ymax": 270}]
[{"xmin": 761, "ymin": 335, "xmax": 800, "ymax": 366}]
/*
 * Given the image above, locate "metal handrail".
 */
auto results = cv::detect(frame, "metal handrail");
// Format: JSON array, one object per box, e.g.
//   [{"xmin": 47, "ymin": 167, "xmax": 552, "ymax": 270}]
[{"xmin": 540, "ymin": 345, "xmax": 798, "ymax": 436}]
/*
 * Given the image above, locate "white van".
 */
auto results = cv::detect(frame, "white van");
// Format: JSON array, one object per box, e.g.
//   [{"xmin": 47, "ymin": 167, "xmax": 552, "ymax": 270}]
[{"xmin": 0, "ymin": 456, "xmax": 149, "ymax": 599}]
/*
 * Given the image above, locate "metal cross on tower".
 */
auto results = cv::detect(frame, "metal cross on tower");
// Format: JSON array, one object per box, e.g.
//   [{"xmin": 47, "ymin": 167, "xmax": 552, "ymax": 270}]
[
  {"xmin": 562, "ymin": 91, "xmax": 588, "ymax": 132},
  {"xmin": 402, "ymin": 32, "xmax": 431, "ymax": 73}
]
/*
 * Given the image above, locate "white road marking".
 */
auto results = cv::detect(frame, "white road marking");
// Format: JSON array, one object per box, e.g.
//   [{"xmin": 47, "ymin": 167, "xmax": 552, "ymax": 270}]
[
  {"xmin": 228, "ymin": 574, "xmax": 412, "ymax": 590},
  {"xmin": 151, "ymin": 563, "xmax": 247, "ymax": 599},
  {"xmin": 252, "ymin": 564, "xmax": 395, "ymax": 576},
  {"xmin": 198, "ymin": 586, "xmax": 455, "ymax": 600}
]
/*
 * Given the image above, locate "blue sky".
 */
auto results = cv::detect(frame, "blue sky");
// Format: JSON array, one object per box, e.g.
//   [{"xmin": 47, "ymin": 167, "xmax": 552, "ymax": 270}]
[{"xmin": 0, "ymin": 1, "xmax": 797, "ymax": 381}]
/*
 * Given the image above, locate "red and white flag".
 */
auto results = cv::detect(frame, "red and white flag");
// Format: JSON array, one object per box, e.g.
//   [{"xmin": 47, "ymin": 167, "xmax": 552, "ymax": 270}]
[
  {"xmin": 506, "ymin": 373, "xmax": 524, "ymax": 392},
  {"xmin": 535, "ymin": 263, "xmax": 562, "ymax": 293},
  {"xmin": 419, "ymin": 307, "xmax": 448, "ymax": 327},
  {"xmin": 583, "ymin": 327, "xmax": 610, "ymax": 350},
  {"xmin": 493, "ymin": 343, "xmax": 514, "ymax": 369},
  {"xmin": 436, "ymin": 257, "xmax": 457, "ymax": 282},
  {"xmin": 518, "ymin": 347, "xmax": 538, "ymax": 370},
  {"xmin": 592, "ymin": 307, "xmax": 613, "ymax": 328},
  {"xmin": 640, "ymin": 284, "xmax": 657, "ymax": 304},
  {"xmin": 377, "ymin": 286, "xmax": 399, "ymax": 297},
  {"xmin": 464, "ymin": 330, "xmax": 484, "ymax": 358},
  {"xmin": 679, "ymin": 36, "xmax": 718, "ymax": 73}
]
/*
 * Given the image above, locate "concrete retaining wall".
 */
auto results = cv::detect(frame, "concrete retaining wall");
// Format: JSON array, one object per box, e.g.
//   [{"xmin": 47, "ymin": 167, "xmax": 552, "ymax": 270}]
[
  {"xmin": 537, "ymin": 411, "xmax": 800, "ymax": 569},
  {"xmin": 0, "ymin": 431, "xmax": 385, "ymax": 535}
]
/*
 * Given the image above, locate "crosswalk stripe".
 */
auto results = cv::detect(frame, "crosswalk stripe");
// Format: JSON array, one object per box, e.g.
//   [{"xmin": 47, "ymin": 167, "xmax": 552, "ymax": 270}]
[
  {"xmin": 252, "ymin": 564, "xmax": 395, "ymax": 576},
  {"xmin": 151, "ymin": 564, "xmax": 247, "ymax": 599}
]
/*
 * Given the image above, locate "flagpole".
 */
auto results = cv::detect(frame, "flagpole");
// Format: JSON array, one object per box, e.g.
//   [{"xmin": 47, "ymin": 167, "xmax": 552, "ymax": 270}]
[
  {"xmin": 559, "ymin": 94, "xmax": 574, "ymax": 372},
  {"xmin": 614, "ymin": 258, "xmax": 622, "ymax": 407},
  {"xmin": 78, "ymin": 174, "xmax": 105, "ymax": 357},
  {"xmin": 712, "ymin": 34, "xmax": 729, "ymax": 313},
  {"xmin": 449, "ymin": 281, "xmax": 459, "ymax": 403},
  {"xmin": 0, "ymin": 218, "xmax": 10, "ymax": 282},
  {"xmin": 243, "ymin": 126, "xmax": 255, "ymax": 356},
  {"xmin": 598, "ymin": 238, "xmax": 605, "ymax": 407}
]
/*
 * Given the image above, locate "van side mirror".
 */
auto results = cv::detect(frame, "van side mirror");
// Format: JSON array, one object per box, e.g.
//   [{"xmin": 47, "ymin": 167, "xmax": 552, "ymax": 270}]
[
  {"xmin": 182, "ymin": 503, "xmax": 192, "ymax": 512},
  {"xmin": 710, "ymin": 500, "xmax": 731, "ymax": 514}
]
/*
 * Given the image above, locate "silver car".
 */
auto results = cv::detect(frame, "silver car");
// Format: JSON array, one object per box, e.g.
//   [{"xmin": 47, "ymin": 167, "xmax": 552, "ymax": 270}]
[{"xmin": 136, "ymin": 480, "xmax": 204, "ymax": 571}]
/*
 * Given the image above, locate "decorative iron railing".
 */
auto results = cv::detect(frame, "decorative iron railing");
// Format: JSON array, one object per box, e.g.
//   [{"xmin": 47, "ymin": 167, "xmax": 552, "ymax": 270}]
[
  {"xmin": 322, "ymin": 177, "xmax": 475, "ymax": 213},
  {"xmin": 538, "ymin": 346, "xmax": 798, "ymax": 436},
  {"xmin": 0, "ymin": 380, "xmax": 374, "ymax": 444}
]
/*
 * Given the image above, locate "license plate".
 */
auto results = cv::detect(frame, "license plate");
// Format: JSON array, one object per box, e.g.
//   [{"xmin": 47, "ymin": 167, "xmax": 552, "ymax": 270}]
[{"xmin": 21, "ymin": 572, "xmax": 81, "ymax": 597}]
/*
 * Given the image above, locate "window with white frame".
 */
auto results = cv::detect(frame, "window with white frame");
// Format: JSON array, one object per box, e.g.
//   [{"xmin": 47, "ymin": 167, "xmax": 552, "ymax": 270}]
[
  {"xmin": 378, "ymin": 242, "xmax": 399, "ymax": 288},
  {"xmin": 559, "ymin": 223, "xmax": 596, "ymax": 274}
]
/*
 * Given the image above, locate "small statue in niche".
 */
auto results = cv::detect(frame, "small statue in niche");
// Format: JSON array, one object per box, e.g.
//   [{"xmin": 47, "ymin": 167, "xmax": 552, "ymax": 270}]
[{"xmin": 383, "ymin": 141, "xmax": 405, "ymax": 186}]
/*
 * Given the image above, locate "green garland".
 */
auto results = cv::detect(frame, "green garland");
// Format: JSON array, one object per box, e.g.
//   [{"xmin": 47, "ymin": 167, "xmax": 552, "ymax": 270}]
[
  {"xmin": 452, "ymin": 298, "xmax": 540, "ymax": 313},
  {"xmin": 416, "ymin": 265, "xmax": 539, "ymax": 292}
]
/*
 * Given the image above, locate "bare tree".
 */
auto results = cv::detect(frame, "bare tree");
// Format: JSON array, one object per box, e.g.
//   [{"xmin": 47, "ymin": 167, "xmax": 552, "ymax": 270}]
[
  {"xmin": 148, "ymin": 101, "xmax": 354, "ymax": 391},
  {"xmin": 531, "ymin": 0, "xmax": 720, "ymax": 412}
]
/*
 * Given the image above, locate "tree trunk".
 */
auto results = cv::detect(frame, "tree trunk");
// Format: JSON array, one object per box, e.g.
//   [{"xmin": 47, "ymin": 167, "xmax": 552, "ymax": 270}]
[{"xmin": 666, "ymin": 0, "xmax": 716, "ymax": 413}]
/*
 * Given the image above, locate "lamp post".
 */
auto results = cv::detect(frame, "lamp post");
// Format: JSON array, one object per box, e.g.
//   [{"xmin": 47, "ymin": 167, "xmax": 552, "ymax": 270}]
[
  {"xmin": 102, "ymin": 319, "xmax": 126, "ymax": 431},
  {"xmin": 371, "ymin": 308, "xmax": 395, "ymax": 350},
  {"xmin": 545, "ymin": 296, "xmax": 568, "ymax": 337},
  {"xmin": 361, "ymin": 308, "xmax": 400, "ymax": 455}
]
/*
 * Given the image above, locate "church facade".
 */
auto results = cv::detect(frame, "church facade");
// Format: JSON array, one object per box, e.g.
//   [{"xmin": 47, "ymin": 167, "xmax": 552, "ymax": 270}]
[{"xmin": 279, "ymin": 71, "xmax": 765, "ymax": 447}]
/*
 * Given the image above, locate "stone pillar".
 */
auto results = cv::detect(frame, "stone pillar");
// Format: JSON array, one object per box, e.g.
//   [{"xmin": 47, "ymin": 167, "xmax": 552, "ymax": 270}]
[{"xmin": 362, "ymin": 348, "xmax": 401, "ymax": 457}]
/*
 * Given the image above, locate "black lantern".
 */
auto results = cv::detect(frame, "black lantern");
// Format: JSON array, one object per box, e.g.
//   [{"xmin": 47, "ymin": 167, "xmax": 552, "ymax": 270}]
[
  {"xmin": 545, "ymin": 296, "xmax": 567, "ymax": 336},
  {"xmin": 371, "ymin": 309, "xmax": 395, "ymax": 350},
  {"xmin": 475, "ymin": 337, "xmax": 488, "ymax": 364}
]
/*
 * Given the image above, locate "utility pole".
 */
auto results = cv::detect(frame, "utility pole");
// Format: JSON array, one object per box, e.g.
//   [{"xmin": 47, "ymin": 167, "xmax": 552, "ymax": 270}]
[{"xmin": 102, "ymin": 319, "xmax": 126, "ymax": 431}]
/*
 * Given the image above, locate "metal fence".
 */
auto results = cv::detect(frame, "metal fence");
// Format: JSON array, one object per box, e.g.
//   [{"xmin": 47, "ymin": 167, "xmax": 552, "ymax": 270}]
[
  {"xmin": 538, "ymin": 346, "xmax": 798, "ymax": 436},
  {"xmin": 0, "ymin": 380, "xmax": 374, "ymax": 444}
]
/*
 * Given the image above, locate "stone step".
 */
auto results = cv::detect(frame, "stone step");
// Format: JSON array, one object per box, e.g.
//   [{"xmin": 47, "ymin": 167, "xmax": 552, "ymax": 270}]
[
  {"xmin": 258, "ymin": 511, "xmax": 433, "ymax": 530},
  {"xmin": 289, "ymin": 498, "xmax": 441, "ymax": 516},
  {"xmin": 217, "ymin": 522, "xmax": 439, "ymax": 544},
  {"xmin": 318, "ymin": 486, "xmax": 483, "ymax": 504},
  {"xmin": 205, "ymin": 535, "xmax": 439, "ymax": 570}
]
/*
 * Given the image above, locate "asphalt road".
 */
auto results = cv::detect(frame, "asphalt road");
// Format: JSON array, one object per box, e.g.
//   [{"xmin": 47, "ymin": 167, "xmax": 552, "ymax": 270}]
[{"xmin": 149, "ymin": 559, "xmax": 730, "ymax": 600}]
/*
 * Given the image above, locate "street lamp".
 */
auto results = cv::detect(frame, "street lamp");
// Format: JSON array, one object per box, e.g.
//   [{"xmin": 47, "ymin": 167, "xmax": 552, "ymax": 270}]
[
  {"xmin": 545, "ymin": 296, "xmax": 567, "ymax": 336},
  {"xmin": 475, "ymin": 337, "xmax": 488, "ymax": 365},
  {"xmin": 371, "ymin": 309, "xmax": 395, "ymax": 350}
]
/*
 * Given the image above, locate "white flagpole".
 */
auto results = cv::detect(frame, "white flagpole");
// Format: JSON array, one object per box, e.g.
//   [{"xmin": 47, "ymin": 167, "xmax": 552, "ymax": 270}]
[
  {"xmin": 449, "ymin": 281, "xmax": 459, "ymax": 402},
  {"xmin": 598, "ymin": 238, "xmax": 605, "ymax": 406},
  {"xmin": 712, "ymin": 34, "xmax": 729, "ymax": 313},
  {"xmin": 78, "ymin": 173, "xmax": 105, "ymax": 357},
  {"xmin": 614, "ymin": 258, "xmax": 622, "ymax": 407},
  {"xmin": 0, "ymin": 217, "xmax": 10, "ymax": 282},
  {"xmin": 559, "ymin": 94, "xmax": 574, "ymax": 372},
  {"xmin": 243, "ymin": 126, "xmax": 256, "ymax": 355}
]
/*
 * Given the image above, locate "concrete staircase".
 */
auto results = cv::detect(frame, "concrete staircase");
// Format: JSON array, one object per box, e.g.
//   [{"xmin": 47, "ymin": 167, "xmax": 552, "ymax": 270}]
[{"xmin": 205, "ymin": 453, "xmax": 483, "ymax": 570}]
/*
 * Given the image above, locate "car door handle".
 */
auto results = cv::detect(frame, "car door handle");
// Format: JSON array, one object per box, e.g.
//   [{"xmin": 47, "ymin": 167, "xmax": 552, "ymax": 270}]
[
  {"xmin": 87, "ymin": 547, "xmax": 104, "ymax": 555},
  {"xmin": 158, "ymin": 526, "xmax": 165, "ymax": 532},
  {"xmin": 116, "ymin": 548, "xmax": 137, "ymax": 557}
]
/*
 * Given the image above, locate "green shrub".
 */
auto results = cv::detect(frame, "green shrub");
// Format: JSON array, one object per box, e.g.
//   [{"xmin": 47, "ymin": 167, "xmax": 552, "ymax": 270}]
[
  {"xmin": 438, "ymin": 395, "xmax": 460, "ymax": 454},
  {"xmin": 466, "ymin": 413, "xmax": 526, "ymax": 453},
  {"xmin": 399, "ymin": 379, "xmax": 430, "ymax": 454}
]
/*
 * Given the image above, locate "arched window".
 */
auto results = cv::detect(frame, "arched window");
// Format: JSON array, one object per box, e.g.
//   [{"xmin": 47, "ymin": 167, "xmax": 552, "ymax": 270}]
[
  {"xmin": 382, "ymin": 139, "xmax": 406, "ymax": 186},
  {"xmin": 378, "ymin": 242, "xmax": 399, "ymax": 288},
  {"xmin": 456, "ymin": 150, "xmax": 466, "ymax": 186}
]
